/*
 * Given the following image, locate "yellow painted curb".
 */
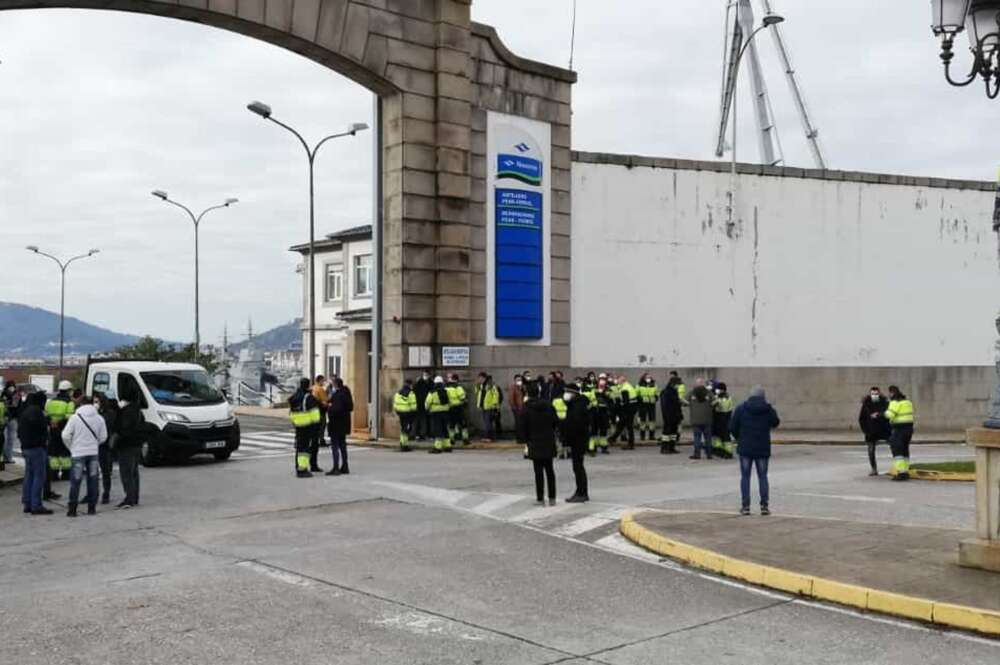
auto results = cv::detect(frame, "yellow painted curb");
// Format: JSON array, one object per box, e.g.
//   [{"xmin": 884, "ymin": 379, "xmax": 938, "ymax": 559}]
[{"xmin": 619, "ymin": 512, "xmax": 1000, "ymax": 636}]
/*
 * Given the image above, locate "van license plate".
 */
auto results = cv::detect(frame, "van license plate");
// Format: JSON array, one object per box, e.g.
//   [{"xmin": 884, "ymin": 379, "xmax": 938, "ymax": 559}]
[{"xmin": 204, "ymin": 441, "xmax": 226, "ymax": 450}]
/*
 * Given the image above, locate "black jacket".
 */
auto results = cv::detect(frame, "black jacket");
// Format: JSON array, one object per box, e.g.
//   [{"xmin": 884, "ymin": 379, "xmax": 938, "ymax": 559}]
[
  {"xmin": 561, "ymin": 396, "xmax": 591, "ymax": 450},
  {"xmin": 659, "ymin": 385, "xmax": 683, "ymax": 427},
  {"xmin": 328, "ymin": 387, "xmax": 354, "ymax": 437},
  {"xmin": 414, "ymin": 377, "xmax": 432, "ymax": 413},
  {"xmin": 3, "ymin": 384, "xmax": 22, "ymax": 419},
  {"xmin": 116, "ymin": 401, "xmax": 150, "ymax": 449},
  {"xmin": 858, "ymin": 396, "xmax": 891, "ymax": 442},
  {"xmin": 519, "ymin": 398, "xmax": 558, "ymax": 460},
  {"xmin": 16, "ymin": 393, "xmax": 48, "ymax": 450}
]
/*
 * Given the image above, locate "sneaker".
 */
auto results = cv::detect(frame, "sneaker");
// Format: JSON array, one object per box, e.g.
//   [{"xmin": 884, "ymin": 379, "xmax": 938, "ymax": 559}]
[
  {"xmin": 548, "ymin": 499, "xmax": 557, "ymax": 506},
  {"xmin": 87, "ymin": 506, "xmax": 97, "ymax": 516},
  {"xmin": 761, "ymin": 506, "xmax": 771, "ymax": 516},
  {"xmin": 868, "ymin": 470, "xmax": 879, "ymax": 477},
  {"xmin": 739, "ymin": 507, "xmax": 751, "ymax": 516},
  {"xmin": 565, "ymin": 494, "xmax": 589, "ymax": 503},
  {"xmin": 535, "ymin": 500, "xmax": 545, "ymax": 506},
  {"xmin": 31, "ymin": 507, "xmax": 54, "ymax": 515},
  {"xmin": 325, "ymin": 469, "xmax": 341, "ymax": 476},
  {"xmin": 117, "ymin": 502, "xmax": 134, "ymax": 509}
]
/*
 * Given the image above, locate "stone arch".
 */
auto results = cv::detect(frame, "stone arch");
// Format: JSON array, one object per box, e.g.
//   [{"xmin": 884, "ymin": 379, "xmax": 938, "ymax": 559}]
[{"xmin": 2, "ymin": 0, "xmax": 577, "ymax": 436}]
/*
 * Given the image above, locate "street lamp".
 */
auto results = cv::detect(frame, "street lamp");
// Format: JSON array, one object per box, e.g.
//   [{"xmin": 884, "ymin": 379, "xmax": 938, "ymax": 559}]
[
  {"xmin": 26, "ymin": 245, "xmax": 100, "ymax": 382},
  {"xmin": 151, "ymin": 190, "xmax": 238, "ymax": 358},
  {"xmin": 247, "ymin": 99, "xmax": 368, "ymax": 379},
  {"xmin": 723, "ymin": 7, "xmax": 784, "ymax": 223},
  {"xmin": 930, "ymin": 0, "xmax": 1000, "ymax": 98}
]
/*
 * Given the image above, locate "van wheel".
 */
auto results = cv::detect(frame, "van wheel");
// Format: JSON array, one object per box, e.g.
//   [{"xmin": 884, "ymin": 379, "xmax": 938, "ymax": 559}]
[
  {"xmin": 213, "ymin": 450, "xmax": 232, "ymax": 461},
  {"xmin": 141, "ymin": 441, "xmax": 161, "ymax": 467}
]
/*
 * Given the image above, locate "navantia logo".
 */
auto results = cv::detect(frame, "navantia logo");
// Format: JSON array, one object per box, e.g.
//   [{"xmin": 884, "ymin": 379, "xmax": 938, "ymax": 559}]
[{"xmin": 515, "ymin": 142, "xmax": 531, "ymax": 153}]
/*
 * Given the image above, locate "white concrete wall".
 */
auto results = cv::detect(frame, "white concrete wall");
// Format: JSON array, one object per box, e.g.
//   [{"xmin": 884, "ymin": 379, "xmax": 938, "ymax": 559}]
[{"xmin": 572, "ymin": 159, "xmax": 999, "ymax": 369}]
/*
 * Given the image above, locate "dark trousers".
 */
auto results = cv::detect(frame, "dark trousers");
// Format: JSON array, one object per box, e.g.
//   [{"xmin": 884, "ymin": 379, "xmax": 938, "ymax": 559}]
[
  {"xmin": 294, "ymin": 426, "xmax": 311, "ymax": 471},
  {"xmin": 481, "ymin": 409, "xmax": 497, "ymax": 439},
  {"xmin": 330, "ymin": 432, "xmax": 348, "ymax": 470},
  {"xmin": 399, "ymin": 413, "xmax": 415, "ymax": 444},
  {"xmin": 532, "ymin": 458, "xmax": 556, "ymax": 501},
  {"xmin": 69, "ymin": 455, "xmax": 99, "ymax": 509},
  {"xmin": 415, "ymin": 408, "xmax": 430, "ymax": 438},
  {"xmin": 739, "ymin": 456, "xmax": 769, "ymax": 508},
  {"xmin": 638, "ymin": 403, "xmax": 656, "ymax": 436},
  {"xmin": 890, "ymin": 424, "xmax": 913, "ymax": 466},
  {"xmin": 98, "ymin": 444, "xmax": 113, "ymax": 496},
  {"xmin": 612, "ymin": 404, "xmax": 636, "ymax": 444},
  {"xmin": 309, "ymin": 424, "xmax": 321, "ymax": 469},
  {"xmin": 570, "ymin": 445, "xmax": 588, "ymax": 498},
  {"xmin": 21, "ymin": 447, "xmax": 46, "ymax": 511},
  {"xmin": 117, "ymin": 447, "xmax": 141, "ymax": 506},
  {"xmin": 866, "ymin": 437, "xmax": 888, "ymax": 471}
]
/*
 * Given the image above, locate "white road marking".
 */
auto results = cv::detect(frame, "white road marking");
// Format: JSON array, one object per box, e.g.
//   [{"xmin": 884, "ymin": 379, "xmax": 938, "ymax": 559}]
[
  {"xmin": 371, "ymin": 611, "xmax": 490, "ymax": 641},
  {"xmin": 592, "ymin": 532, "xmax": 666, "ymax": 564},
  {"xmin": 236, "ymin": 560, "xmax": 318, "ymax": 588},
  {"xmin": 468, "ymin": 493, "xmax": 524, "ymax": 516},
  {"xmin": 507, "ymin": 502, "xmax": 578, "ymax": 524},
  {"xmin": 552, "ymin": 507, "xmax": 628, "ymax": 537},
  {"xmin": 789, "ymin": 492, "xmax": 896, "ymax": 504},
  {"xmin": 238, "ymin": 438, "xmax": 292, "ymax": 450},
  {"xmin": 373, "ymin": 480, "xmax": 470, "ymax": 506}
]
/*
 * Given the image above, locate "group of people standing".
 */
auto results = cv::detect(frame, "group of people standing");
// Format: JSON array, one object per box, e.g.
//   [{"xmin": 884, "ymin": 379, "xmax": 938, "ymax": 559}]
[
  {"xmin": 858, "ymin": 385, "xmax": 916, "ymax": 480},
  {"xmin": 4, "ymin": 380, "xmax": 147, "ymax": 516},
  {"xmin": 288, "ymin": 375, "xmax": 354, "ymax": 478}
]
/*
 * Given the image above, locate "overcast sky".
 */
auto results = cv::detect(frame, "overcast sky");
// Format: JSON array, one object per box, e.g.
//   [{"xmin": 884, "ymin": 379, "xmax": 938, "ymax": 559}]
[{"xmin": 0, "ymin": 1, "xmax": 993, "ymax": 343}]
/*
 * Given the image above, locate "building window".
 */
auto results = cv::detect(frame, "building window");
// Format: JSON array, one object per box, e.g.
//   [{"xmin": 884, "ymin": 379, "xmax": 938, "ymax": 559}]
[
  {"xmin": 353, "ymin": 254, "xmax": 372, "ymax": 297},
  {"xmin": 325, "ymin": 265, "xmax": 343, "ymax": 302},
  {"xmin": 327, "ymin": 354, "xmax": 342, "ymax": 380},
  {"xmin": 92, "ymin": 372, "xmax": 111, "ymax": 397}
]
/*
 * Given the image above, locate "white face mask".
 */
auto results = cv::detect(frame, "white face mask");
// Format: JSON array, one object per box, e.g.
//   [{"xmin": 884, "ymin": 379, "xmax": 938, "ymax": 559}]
[
  {"xmin": 563, "ymin": 392, "xmax": 574, "ymax": 401},
  {"xmin": 870, "ymin": 393, "xmax": 880, "ymax": 400},
  {"xmin": 516, "ymin": 380, "xmax": 522, "ymax": 386}
]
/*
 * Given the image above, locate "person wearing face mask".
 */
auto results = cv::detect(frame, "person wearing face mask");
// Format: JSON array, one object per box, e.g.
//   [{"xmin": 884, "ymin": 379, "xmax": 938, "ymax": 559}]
[
  {"xmin": 475, "ymin": 373, "xmax": 502, "ymax": 443},
  {"xmin": 885, "ymin": 385, "xmax": 915, "ymax": 481},
  {"xmin": 858, "ymin": 387, "xmax": 891, "ymax": 476},
  {"xmin": 592, "ymin": 378, "xmax": 613, "ymax": 455},
  {"xmin": 562, "ymin": 383, "xmax": 591, "ymax": 502},
  {"xmin": 711, "ymin": 383, "xmax": 735, "ymax": 459},
  {"xmin": 519, "ymin": 381, "xmax": 558, "ymax": 506},
  {"xmin": 611, "ymin": 375, "xmax": 638, "ymax": 449},
  {"xmin": 637, "ymin": 375, "xmax": 658, "ymax": 442},
  {"xmin": 426, "ymin": 376, "xmax": 453, "ymax": 454},
  {"xmin": 413, "ymin": 372, "xmax": 433, "ymax": 441}
]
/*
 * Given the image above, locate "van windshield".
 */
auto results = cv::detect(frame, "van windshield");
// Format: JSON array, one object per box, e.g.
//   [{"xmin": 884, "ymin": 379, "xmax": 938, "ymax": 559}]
[{"xmin": 140, "ymin": 370, "xmax": 224, "ymax": 406}]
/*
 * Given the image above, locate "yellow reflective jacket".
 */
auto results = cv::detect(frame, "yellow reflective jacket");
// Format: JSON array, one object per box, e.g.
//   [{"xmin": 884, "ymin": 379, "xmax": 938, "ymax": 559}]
[
  {"xmin": 886, "ymin": 399, "xmax": 914, "ymax": 425},
  {"xmin": 394, "ymin": 389, "xmax": 417, "ymax": 414}
]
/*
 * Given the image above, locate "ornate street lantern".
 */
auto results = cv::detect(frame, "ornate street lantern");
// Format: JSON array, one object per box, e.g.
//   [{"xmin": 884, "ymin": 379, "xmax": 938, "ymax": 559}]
[{"xmin": 931, "ymin": 0, "xmax": 1000, "ymax": 97}]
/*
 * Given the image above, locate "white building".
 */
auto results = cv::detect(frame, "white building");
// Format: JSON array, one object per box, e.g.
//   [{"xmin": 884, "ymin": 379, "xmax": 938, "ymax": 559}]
[{"xmin": 291, "ymin": 225, "xmax": 374, "ymax": 435}]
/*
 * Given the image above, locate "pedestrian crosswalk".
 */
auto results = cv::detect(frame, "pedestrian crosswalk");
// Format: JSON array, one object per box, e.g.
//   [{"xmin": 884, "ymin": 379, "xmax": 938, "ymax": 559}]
[
  {"xmin": 235, "ymin": 431, "xmax": 374, "ymax": 461},
  {"xmin": 372, "ymin": 480, "xmax": 646, "ymax": 551}
]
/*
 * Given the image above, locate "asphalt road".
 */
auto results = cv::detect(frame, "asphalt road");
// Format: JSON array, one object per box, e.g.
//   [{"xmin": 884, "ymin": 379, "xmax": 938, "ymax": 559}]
[{"xmin": 1, "ymin": 426, "xmax": 995, "ymax": 664}]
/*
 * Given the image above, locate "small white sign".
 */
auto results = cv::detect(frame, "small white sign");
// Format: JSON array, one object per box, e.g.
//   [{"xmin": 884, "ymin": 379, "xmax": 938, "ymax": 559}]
[
  {"xmin": 441, "ymin": 346, "xmax": 470, "ymax": 368},
  {"xmin": 30, "ymin": 374, "xmax": 55, "ymax": 394},
  {"xmin": 408, "ymin": 346, "xmax": 433, "ymax": 368}
]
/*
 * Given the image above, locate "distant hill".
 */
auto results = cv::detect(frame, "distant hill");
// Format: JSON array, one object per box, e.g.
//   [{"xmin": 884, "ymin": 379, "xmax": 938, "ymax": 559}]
[
  {"xmin": 230, "ymin": 319, "xmax": 302, "ymax": 353},
  {"xmin": 0, "ymin": 302, "xmax": 139, "ymax": 358}
]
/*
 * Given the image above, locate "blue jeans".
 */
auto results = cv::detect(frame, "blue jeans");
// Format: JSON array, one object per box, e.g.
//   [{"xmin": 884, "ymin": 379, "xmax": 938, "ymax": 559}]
[
  {"xmin": 740, "ymin": 456, "xmax": 770, "ymax": 508},
  {"xmin": 692, "ymin": 425, "xmax": 712, "ymax": 457},
  {"xmin": 21, "ymin": 447, "xmax": 47, "ymax": 511},
  {"xmin": 69, "ymin": 455, "xmax": 100, "ymax": 508},
  {"xmin": 481, "ymin": 410, "xmax": 497, "ymax": 439}
]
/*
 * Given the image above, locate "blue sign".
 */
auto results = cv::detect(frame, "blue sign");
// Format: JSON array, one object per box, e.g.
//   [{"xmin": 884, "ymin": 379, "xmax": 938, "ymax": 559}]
[
  {"xmin": 497, "ymin": 154, "xmax": 542, "ymax": 186},
  {"xmin": 495, "ymin": 188, "xmax": 543, "ymax": 339}
]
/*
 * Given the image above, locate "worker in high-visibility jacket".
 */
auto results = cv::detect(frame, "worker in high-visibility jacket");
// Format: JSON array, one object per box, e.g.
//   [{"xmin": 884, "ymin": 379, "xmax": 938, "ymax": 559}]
[
  {"xmin": 670, "ymin": 371, "xmax": 688, "ymax": 404},
  {"xmin": 394, "ymin": 379, "xmax": 418, "ymax": 452},
  {"xmin": 289, "ymin": 378, "xmax": 321, "ymax": 478},
  {"xmin": 637, "ymin": 375, "xmax": 658, "ymax": 442},
  {"xmin": 581, "ymin": 379, "xmax": 598, "ymax": 456},
  {"xmin": 426, "ymin": 377, "xmax": 453, "ymax": 454},
  {"xmin": 611, "ymin": 376, "xmax": 638, "ymax": 449},
  {"xmin": 885, "ymin": 385, "xmax": 915, "ymax": 481},
  {"xmin": 711, "ymin": 382, "xmax": 736, "ymax": 459},
  {"xmin": 592, "ymin": 378, "xmax": 613, "ymax": 455},
  {"xmin": 553, "ymin": 394, "xmax": 568, "ymax": 459},
  {"xmin": 446, "ymin": 374, "xmax": 470, "ymax": 445},
  {"xmin": 475, "ymin": 374, "xmax": 502, "ymax": 442},
  {"xmin": 45, "ymin": 381, "xmax": 76, "ymax": 483}
]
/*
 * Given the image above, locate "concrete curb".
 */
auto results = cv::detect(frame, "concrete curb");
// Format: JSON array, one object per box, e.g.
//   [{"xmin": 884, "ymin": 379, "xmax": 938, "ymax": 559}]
[
  {"xmin": 619, "ymin": 512, "xmax": 1000, "ymax": 637},
  {"xmin": 893, "ymin": 469, "xmax": 976, "ymax": 482},
  {"xmin": 0, "ymin": 466, "xmax": 24, "ymax": 488}
]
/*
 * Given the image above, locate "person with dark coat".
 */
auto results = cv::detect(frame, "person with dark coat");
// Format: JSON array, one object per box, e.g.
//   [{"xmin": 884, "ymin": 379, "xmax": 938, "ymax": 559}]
[
  {"xmin": 687, "ymin": 379, "xmax": 716, "ymax": 460},
  {"xmin": 2, "ymin": 380, "xmax": 21, "ymax": 466},
  {"xmin": 858, "ymin": 386, "xmax": 891, "ymax": 476},
  {"xmin": 115, "ymin": 385, "xmax": 150, "ymax": 508},
  {"xmin": 519, "ymin": 381, "xmax": 558, "ymax": 505},
  {"xmin": 562, "ymin": 382, "xmax": 591, "ymax": 503},
  {"xmin": 93, "ymin": 392, "xmax": 119, "ymax": 505},
  {"xmin": 326, "ymin": 378, "xmax": 354, "ymax": 476},
  {"xmin": 413, "ymin": 372, "xmax": 433, "ymax": 440},
  {"xmin": 659, "ymin": 378, "xmax": 683, "ymax": 455},
  {"xmin": 18, "ymin": 391, "xmax": 52, "ymax": 515},
  {"xmin": 730, "ymin": 385, "xmax": 781, "ymax": 516},
  {"xmin": 289, "ymin": 378, "xmax": 319, "ymax": 478}
]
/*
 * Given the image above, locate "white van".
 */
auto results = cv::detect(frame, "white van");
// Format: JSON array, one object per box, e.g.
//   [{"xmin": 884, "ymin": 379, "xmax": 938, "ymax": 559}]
[{"xmin": 85, "ymin": 360, "xmax": 240, "ymax": 466}]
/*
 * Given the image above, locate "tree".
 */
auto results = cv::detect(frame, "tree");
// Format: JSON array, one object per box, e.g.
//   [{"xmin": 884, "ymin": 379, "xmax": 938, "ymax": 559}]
[{"xmin": 114, "ymin": 336, "xmax": 219, "ymax": 375}]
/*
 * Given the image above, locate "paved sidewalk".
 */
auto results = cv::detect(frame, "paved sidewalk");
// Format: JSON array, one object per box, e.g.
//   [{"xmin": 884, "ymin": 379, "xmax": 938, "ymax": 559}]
[
  {"xmin": 0, "ymin": 463, "xmax": 24, "ymax": 488},
  {"xmin": 629, "ymin": 511, "xmax": 1000, "ymax": 613}
]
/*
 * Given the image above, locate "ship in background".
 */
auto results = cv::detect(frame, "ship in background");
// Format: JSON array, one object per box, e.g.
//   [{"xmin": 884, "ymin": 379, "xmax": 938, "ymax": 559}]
[{"xmin": 215, "ymin": 319, "xmax": 302, "ymax": 407}]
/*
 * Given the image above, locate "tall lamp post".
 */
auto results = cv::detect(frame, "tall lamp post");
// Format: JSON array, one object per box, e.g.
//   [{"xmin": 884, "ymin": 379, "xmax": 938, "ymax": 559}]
[
  {"xmin": 722, "ymin": 8, "xmax": 784, "ymax": 224},
  {"xmin": 151, "ymin": 191, "xmax": 238, "ymax": 358},
  {"xmin": 25, "ymin": 246, "xmax": 100, "ymax": 382},
  {"xmin": 930, "ymin": 0, "xmax": 1000, "ymax": 98},
  {"xmin": 246, "ymin": 100, "xmax": 368, "ymax": 380}
]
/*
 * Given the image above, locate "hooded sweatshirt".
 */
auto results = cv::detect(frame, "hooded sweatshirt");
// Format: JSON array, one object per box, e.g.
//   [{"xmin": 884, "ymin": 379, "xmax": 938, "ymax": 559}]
[
  {"xmin": 62, "ymin": 404, "xmax": 109, "ymax": 458},
  {"xmin": 730, "ymin": 388, "xmax": 781, "ymax": 458}
]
